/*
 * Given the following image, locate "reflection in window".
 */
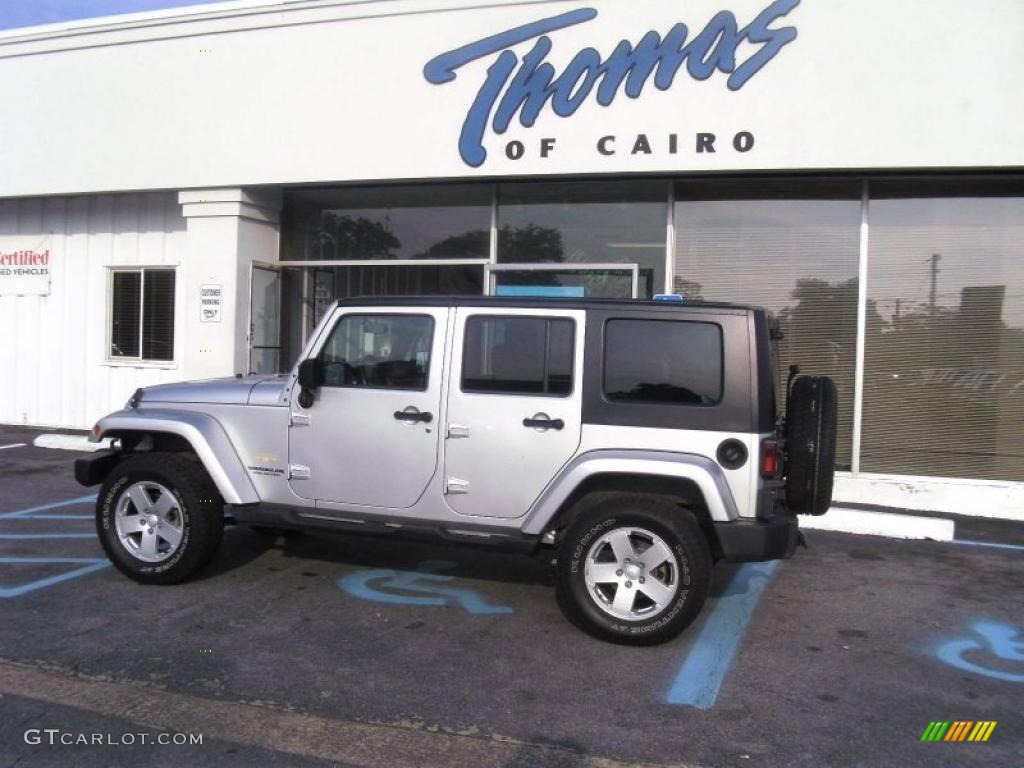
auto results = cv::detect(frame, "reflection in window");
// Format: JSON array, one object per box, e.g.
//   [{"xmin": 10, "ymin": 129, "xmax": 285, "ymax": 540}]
[
  {"xmin": 674, "ymin": 182, "xmax": 861, "ymax": 468},
  {"xmin": 282, "ymin": 185, "xmax": 491, "ymax": 261},
  {"xmin": 604, "ymin": 320, "xmax": 722, "ymax": 405},
  {"xmin": 493, "ymin": 269, "xmax": 636, "ymax": 298},
  {"xmin": 497, "ymin": 181, "xmax": 666, "ymax": 297},
  {"xmin": 862, "ymin": 196, "xmax": 1024, "ymax": 481},
  {"xmin": 319, "ymin": 314, "xmax": 433, "ymax": 390},
  {"xmin": 462, "ymin": 316, "xmax": 574, "ymax": 396}
]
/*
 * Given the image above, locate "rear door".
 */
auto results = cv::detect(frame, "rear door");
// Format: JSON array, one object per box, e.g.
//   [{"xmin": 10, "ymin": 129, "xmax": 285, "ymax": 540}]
[
  {"xmin": 443, "ymin": 307, "xmax": 585, "ymax": 519},
  {"xmin": 288, "ymin": 306, "xmax": 448, "ymax": 508}
]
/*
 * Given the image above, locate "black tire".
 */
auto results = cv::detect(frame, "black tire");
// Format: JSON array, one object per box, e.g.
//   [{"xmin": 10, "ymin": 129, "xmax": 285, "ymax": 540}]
[
  {"xmin": 555, "ymin": 495, "xmax": 712, "ymax": 646},
  {"xmin": 96, "ymin": 453, "xmax": 224, "ymax": 585},
  {"xmin": 785, "ymin": 375, "xmax": 838, "ymax": 515}
]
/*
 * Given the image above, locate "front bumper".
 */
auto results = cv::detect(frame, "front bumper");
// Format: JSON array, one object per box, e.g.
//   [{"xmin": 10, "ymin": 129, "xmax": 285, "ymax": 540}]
[{"xmin": 712, "ymin": 513, "xmax": 800, "ymax": 562}]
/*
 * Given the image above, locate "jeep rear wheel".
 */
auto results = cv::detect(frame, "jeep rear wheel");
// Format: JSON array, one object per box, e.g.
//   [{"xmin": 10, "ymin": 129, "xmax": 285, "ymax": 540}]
[
  {"xmin": 785, "ymin": 375, "xmax": 838, "ymax": 515},
  {"xmin": 555, "ymin": 495, "xmax": 711, "ymax": 646},
  {"xmin": 96, "ymin": 453, "xmax": 224, "ymax": 585}
]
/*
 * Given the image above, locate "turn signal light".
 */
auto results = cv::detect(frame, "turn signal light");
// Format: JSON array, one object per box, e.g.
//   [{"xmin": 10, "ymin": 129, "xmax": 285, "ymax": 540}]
[{"xmin": 761, "ymin": 440, "xmax": 782, "ymax": 478}]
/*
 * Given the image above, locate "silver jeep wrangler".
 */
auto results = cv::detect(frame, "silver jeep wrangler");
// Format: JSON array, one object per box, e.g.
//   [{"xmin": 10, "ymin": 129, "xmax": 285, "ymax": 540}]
[{"xmin": 77, "ymin": 296, "xmax": 836, "ymax": 645}]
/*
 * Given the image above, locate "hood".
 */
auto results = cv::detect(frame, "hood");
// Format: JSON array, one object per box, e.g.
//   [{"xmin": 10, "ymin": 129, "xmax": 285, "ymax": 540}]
[{"xmin": 137, "ymin": 374, "xmax": 290, "ymax": 406}]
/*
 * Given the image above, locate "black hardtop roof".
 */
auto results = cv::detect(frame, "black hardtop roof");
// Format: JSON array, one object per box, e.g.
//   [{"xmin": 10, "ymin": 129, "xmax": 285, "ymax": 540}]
[{"xmin": 333, "ymin": 295, "xmax": 763, "ymax": 314}]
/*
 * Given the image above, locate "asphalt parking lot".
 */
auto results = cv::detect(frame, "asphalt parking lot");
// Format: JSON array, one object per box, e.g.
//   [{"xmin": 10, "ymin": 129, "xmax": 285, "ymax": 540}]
[{"xmin": 0, "ymin": 425, "xmax": 1021, "ymax": 768}]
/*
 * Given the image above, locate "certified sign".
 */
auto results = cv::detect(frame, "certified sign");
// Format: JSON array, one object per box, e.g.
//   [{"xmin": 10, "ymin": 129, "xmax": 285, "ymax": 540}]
[
  {"xmin": 200, "ymin": 284, "xmax": 222, "ymax": 322},
  {"xmin": 0, "ymin": 238, "xmax": 52, "ymax": 296}
]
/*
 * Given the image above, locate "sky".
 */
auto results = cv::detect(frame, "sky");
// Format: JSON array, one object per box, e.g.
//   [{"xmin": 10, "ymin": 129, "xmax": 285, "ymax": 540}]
[{"xmin": 0, "ymin": 0, "xmax": 231, "ymax": 31}]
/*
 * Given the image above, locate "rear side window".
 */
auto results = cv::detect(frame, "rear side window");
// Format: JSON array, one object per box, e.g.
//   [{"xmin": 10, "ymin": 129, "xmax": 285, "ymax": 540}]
[
  {"xmin": 603, "ymin": 319, "xmax": 722, "ymax": 405},
  {"xmin": 462, "ymin": 316, "xmax": 574, "ymax": 396}
]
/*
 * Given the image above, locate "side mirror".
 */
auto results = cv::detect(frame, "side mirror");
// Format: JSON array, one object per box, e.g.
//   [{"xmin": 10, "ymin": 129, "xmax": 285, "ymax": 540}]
[
  {"xmin": 296, "ymin": 358, "xmax": 324, "ymax": 408},
  {"xmin": 298, "ymin": 358, "xmax": 324, "ymax": 390}
]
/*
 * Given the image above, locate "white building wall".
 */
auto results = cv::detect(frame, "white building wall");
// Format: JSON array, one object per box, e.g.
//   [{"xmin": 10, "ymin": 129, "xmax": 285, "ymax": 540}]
[
  {"xmin": 0, "ymin": 192, "xmax": 186, "ymax": 428},
  {"xmin": 0, "ymin": 0, "xmax": 1022, "ymax": 197}
]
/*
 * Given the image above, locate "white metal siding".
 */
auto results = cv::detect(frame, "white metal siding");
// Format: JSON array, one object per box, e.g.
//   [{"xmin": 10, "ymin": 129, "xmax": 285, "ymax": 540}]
[{"xmin": 0, "ymin": 192, "xmax": 185, "ymax": 429}]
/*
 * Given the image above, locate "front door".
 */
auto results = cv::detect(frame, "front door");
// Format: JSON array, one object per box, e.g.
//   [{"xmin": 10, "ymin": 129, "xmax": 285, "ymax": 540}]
[
  {"xmin": 288, "ymin": 307, "xmax": 449, "ymax": 508},
  {"xmin": 444, "ymin": 307, "xmax": 585, "ymax": 519},
  {"xmin": 249, "ymin": 264, "xmax": 281, "ymax": 373}
]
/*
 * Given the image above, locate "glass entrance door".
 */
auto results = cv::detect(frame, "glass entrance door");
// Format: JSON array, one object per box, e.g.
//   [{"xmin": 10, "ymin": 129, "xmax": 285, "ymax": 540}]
[{"xmin": 249, "ymin": 264, "xmax": 281, "ymax": 373}]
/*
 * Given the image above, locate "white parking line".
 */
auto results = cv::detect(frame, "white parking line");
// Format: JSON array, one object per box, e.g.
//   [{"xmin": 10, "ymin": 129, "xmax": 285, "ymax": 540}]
[{"xmin": 0, "ymin": 443, "xmax": 27, "ymax": 450}]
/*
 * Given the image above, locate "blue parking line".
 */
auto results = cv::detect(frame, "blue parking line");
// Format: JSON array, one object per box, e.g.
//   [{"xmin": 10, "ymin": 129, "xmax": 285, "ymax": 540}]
[
  {"xmin": 0, "ymin": 560, "xmax": 110, "ymax": 598},
  {"xmin": 21, "ymin": 514, "xmax": 93, "ymax": 520},
  {"xmin": 0, "ymin": 533, "xmax": 97, "ymax": 539},
  {"xmin": 0, "ymin": 557, "xmax": 103, "ymax": 563},
  {"xmin": 665, "ymin": 561, "xmax": 779, "ymax": 709},
  {"xmin": 955, "ymin": 539, "xmax": 1024, "ymax": 553},
  {"xmin": 0, "ymin": 495, "xmax": 94, "ymax": 519}
]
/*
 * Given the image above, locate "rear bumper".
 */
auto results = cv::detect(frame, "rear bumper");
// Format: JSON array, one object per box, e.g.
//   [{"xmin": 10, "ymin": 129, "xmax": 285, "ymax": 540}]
[
  {"xmin": 712, "ymin": 513, "xmax": 800, "ymax": 562},
  {"xmin": 74, "ymin": 449, "xmax": 122, "ymax": 487}
]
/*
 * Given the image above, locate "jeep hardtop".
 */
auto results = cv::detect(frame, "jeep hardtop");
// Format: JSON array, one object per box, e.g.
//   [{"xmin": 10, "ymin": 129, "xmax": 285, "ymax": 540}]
[{"xmin": 77, "ymin": 296, "xmax": 837, "ymax": 645}]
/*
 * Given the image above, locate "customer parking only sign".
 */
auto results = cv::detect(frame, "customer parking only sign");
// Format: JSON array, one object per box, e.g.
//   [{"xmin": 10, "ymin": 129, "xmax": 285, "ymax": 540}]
[{"xmin": 0, "ymin": 237, "xmax": 52, "ymax": 296}]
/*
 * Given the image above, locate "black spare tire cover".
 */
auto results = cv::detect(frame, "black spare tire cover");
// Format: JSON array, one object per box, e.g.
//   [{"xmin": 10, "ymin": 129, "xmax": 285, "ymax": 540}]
[{"xmin": 785, "ymin": 375, "xmax": 837, "ymax": 515}]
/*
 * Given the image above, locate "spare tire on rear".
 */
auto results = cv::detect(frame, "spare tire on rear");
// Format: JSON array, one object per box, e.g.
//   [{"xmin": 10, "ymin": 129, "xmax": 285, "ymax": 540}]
[{"xmin": 785, "ymin": 375, "xmax": 837, "ymax": 515}]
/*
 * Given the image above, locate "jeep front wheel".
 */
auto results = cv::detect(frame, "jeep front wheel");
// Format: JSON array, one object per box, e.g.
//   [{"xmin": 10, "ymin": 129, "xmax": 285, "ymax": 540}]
[
  {"xmin": 96, "ymin": 453, "xmax": 224, "ymax": 585},
  {"xmin": 555, "ymin": 495, "xmax": 711, "ymax": 646}
]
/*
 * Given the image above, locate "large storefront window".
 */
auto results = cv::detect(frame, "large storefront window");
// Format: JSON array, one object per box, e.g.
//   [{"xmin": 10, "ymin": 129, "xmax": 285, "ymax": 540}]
[
  {"xmin": 282, "ymin": 185, "xmax": 491, "ymax": 261},
  {"xmin": 497, "ymin": 181, "xmax": 666, "ymax": 298},
  {"xmin": 674, "ymin": 181, "xmax": 861, "ymax": 469},
  {"xmin": 861, "ymin": 190, "xmax": 1024, "ymax": 481}
]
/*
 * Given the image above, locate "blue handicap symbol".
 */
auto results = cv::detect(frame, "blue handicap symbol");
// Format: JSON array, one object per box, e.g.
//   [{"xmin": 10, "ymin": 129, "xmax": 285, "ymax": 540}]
[
  {"xmin": 337, "ymin": 559, "xmax": 513, "ymax": 615},
  {"xmin": 936, "ymin": 620, "xmax": 1024, "ymax": 683}
]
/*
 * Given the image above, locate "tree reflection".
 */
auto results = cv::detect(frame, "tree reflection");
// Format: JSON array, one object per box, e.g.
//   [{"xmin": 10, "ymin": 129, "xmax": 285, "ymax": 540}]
[
  {"xmin": 497, "ymin": 223, "xmax": 565, "ymax": 263},
  {"xmin": 316, "ymin": 212, "xmax": 401, "ymax": 259},
  {"xmin": 862, "ymin": 283, "xmax": 1024, "ymax": 479},
  {"xmin": 412, "ymin": 230, "xmax": 489, "ymax": 260},
  {"xmin": 756, "ymin": 277, "xmax": 867, "ymax": 470}
]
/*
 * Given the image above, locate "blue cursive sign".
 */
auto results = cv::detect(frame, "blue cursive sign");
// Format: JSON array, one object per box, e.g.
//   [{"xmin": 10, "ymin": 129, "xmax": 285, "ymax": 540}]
[{"xmin": 424, "ymin": 0, "xmax": 800, "ymax": 167}]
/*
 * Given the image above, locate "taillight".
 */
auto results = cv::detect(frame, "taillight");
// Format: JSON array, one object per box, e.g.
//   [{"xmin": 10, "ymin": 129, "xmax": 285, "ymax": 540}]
[{"xmin": 761, "ymin": 440, "xmax": 782, "ymax": 478}]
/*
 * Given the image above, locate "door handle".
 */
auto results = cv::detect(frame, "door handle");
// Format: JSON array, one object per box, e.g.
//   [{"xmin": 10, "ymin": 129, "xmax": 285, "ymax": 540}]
[
  {"xmin": 523, "ymin": 417, "xmax": 564, "ymax": 430},
  {"xmin": 394, "ymin": 410, "xmax": 433, "ymax": 423}
]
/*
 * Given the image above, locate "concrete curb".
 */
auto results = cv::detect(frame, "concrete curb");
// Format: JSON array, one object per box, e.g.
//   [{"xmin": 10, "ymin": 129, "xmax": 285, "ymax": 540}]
[
  {"xmin": 32, "ymin": 434, "xmax": 112, "ymax": 452},
  {"xmin": 802, "ymin": 506, "xmax": 955, "ymax": 542}
]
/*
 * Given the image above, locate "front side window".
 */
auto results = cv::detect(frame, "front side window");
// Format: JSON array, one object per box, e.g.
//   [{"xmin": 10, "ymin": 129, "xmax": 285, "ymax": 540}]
[
  {"xmin": 604, "ymin": 319, "xmax": 722, "ymax": 405},
  {"xmin": 109, "ymin": 268, "xmax": 175, "ymax": 361},
  {"xmin": 462, "ymin": 316, "xmax": 574, "ymax": 396},
  {"xmin": 319, "ymin": 314, "xmax": 433, "ymax": 390}
]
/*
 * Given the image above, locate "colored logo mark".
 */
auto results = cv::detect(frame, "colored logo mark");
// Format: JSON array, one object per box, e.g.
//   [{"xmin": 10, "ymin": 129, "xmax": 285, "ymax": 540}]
[
  {"xmin": 337, "ymin": 559, "xmax": 513, "ymax": 615},
  {"xmin": 920, "ymin": 721, "xmax": 997, "ymax": 742},
  {"xmin": 935, "ymin": 620, "xmax": 1024, "ymax": 683}
]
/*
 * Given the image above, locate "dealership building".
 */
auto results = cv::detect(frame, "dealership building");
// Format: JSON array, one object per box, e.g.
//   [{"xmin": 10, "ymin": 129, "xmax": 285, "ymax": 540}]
[{"xmin": 0, "ymin": 0, "xmax": 1021, "ymax": 518}]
